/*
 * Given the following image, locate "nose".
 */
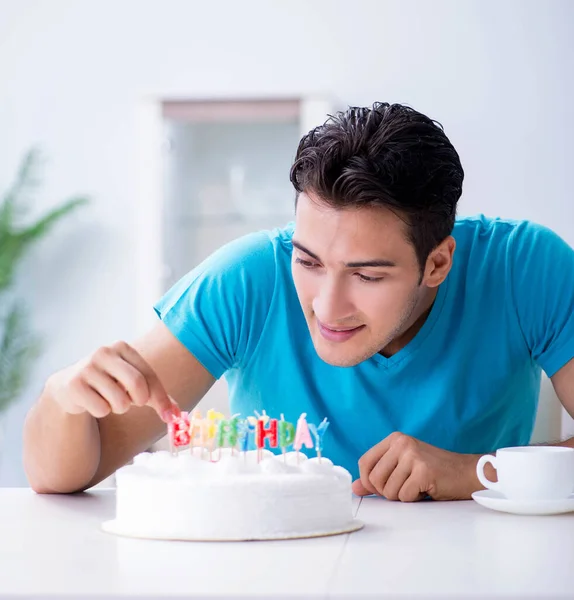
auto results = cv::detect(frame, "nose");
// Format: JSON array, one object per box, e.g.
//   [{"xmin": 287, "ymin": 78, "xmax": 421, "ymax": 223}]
[{"xmin": 312, "ymin": 276, "xmax": 355, "ymax": 324}]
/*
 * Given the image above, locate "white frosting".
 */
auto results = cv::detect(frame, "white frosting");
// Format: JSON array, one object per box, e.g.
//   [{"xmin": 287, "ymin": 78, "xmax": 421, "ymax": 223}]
[{"xmin": 111, "ymin": 449, "xmax": 355, "ymax": 540}]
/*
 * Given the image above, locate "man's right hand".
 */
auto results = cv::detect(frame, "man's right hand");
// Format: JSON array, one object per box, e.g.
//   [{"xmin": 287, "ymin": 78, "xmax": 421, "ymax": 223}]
[
  {"xmin": 47, "ymin": 340, "xmax": 180, "ymax": 423},
  {"xmin": 24, "ymin": 323, "xmax": 214, "ymax": 493}
]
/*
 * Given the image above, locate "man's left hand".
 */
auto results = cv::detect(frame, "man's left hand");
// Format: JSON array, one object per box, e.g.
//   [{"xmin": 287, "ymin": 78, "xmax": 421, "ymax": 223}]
[{"xmin": 352, "ymin": 432, "xmax": 481, "ymax": 501}]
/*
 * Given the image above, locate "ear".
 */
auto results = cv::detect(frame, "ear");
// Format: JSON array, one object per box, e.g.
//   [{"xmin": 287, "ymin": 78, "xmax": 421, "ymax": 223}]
[{"xmin": 423, "ymin": 236, "xmax": 456, "ymax": 288}]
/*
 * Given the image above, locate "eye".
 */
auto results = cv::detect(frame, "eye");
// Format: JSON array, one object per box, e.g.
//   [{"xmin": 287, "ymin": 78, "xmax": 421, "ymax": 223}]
[
  {"xmin": 295, "ymin": 257, "xmax": 318, "ymax": 269},
  {"xmin": 356, "ymin": 273, "xmax": 384, "ymax": 283}
]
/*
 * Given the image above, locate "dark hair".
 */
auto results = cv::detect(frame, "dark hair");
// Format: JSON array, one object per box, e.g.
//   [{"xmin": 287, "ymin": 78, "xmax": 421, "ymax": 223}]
[{"xmin": 290, "ymin": 102, "xmax": 464, "ymax": 273}]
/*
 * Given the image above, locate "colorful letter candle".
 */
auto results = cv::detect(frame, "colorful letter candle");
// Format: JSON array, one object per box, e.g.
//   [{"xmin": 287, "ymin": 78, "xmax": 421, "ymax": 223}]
[
  {"xmin": 256, "ymin": 418, "xmax": 278, "ymax": 449},
  {"xmin": 294, "ymin": 413, "xmax": 314, "ymax": 457},
  {"xmin": 241, "ymin": 418, "xmax": 257, "ymax": 454},
  {"xmin": 217, "ymin": 416, "xmax": 240, "ymax": 449},
  {"xmin": 206, "ymin": 409, "xmax": 224, "ymax": 460},
  {"xmin": 278, "ymin": 416, "xmax": 295, "ymax": 456},
  {"xmin": 168, "ymin": 411, "xmax": 191, "ymax": 454},
  {"xmin": 164, "ymin": 407, "xmax": 331, "ymax": 464},
  {"xmin": 189, "ymin": 410, "xmax": 206, "ymax": 456},
  {"xmin": 308, "ymin": 418, "xmax": 330, "ymax": 461}
]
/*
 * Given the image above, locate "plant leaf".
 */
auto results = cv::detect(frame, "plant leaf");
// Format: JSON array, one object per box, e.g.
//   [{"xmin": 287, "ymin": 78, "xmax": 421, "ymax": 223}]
[
  {"xmin": 0, "ymin": 301, "xmax": 41, "ymax": 413},
  {"xmin": 0, "ymin": 196, "xmax": 88, "ymax": 291},
  {"xmin": 0, "ymin": 148, "xmax": 89, "ymax": 415},
  {"xmin": 16, "ymin": 195, "xmax": 89, "ymax": 245},
  {"xmin": 0, "ymin": 148, "xmax": 44, "ymax": 226}
]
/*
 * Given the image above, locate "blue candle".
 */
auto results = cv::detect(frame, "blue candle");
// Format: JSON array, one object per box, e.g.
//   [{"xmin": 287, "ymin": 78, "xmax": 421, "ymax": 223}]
[
  {"xmin": 239, "ymin": 417, "xmax": 257, "ymax": 452},
  {"xmin": 308, "ymin": 417, "xmax": 330, "ymax": 457}
]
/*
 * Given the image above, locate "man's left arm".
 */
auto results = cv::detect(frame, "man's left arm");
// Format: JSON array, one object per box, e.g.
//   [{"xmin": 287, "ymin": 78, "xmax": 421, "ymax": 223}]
[
  {"xmin": 353, "ymin": 223, "xmax": 574, "ymax": 501},
  {"xmin": 550, "ymin": 357, "xmax": 574, "ymax": 449},
  {"xmin": 352, "ymin": 399, "xmax": 574, "ymax": 501},
  {"xmin": 352, "ymin": 430, "xmax": 494, "ymax": 501}
]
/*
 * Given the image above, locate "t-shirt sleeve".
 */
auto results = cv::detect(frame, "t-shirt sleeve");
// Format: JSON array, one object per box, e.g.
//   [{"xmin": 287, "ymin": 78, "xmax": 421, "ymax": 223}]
[
  {"xmin": 509, "ymin": 222, "xmax": 574, "ymax": 377},
  {"xmin": 153, "ymin": 231, "xmax": 277, "ymax": 379}
]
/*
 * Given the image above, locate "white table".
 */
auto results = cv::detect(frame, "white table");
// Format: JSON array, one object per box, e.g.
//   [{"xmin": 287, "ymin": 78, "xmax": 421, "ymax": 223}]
[{"xmin": 0, "ymin": 488, "xmax": 573, "ymax": 599}]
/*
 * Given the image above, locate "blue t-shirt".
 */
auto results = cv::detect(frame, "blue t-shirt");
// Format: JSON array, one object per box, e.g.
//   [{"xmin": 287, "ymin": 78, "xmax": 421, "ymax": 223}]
[{"xmin": 154, "ymin": 215, "xmax": 574, "ymax": 479}]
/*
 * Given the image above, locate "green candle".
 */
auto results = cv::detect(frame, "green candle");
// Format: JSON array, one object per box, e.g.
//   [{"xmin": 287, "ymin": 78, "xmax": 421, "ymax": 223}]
[
  {"xmin": 278, "ymin": 417, "xmax": 295, "ymax": 449},
  {"xmin": 217, "ymin": 415, "xmax": 240, "ymax": 448}
]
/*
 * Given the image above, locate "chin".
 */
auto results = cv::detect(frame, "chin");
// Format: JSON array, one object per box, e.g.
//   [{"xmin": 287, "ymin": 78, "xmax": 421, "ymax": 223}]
[
  {"xmin": 312, "ymin": 339, "xmax": 366, "ymax": 368},
  {"xmin": 322, "ymin": 355, "xmax": 363, "ymax": 367}
]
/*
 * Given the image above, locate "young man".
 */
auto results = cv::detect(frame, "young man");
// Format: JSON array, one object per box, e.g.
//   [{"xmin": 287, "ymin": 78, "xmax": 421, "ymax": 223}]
[{"xmin": 23, "ymin": 103, "xmax": 574, "ymax": 501}]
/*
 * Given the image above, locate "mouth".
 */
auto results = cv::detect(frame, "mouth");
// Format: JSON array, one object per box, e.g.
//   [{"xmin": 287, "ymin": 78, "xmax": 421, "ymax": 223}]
[{"xmin": 317, "ymin": 320, "xmax": 365, "ymax": 343}]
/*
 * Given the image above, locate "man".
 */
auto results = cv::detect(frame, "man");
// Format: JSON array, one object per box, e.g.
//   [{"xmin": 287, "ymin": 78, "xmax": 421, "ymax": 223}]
[{"xmin": 23, "ymin": 102, "xmax": 574, "ymax": 501}]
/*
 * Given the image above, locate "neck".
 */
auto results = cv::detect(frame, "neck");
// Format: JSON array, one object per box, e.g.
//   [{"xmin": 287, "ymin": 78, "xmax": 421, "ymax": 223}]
[{"xmin": 380, "ymin": 286, "xmax": 438, "ymax": 357}]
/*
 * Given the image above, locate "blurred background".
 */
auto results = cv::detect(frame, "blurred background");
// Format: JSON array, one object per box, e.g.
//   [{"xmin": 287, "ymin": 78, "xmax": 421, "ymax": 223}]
[{"xmin": 0, "ymin": 0, "xmax": 573, "ymax": 486}]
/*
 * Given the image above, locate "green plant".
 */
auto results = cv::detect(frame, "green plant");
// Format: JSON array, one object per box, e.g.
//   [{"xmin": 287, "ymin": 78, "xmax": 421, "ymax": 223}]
[{"xmin": 0, "ymin": 149, "xmax": 88, "ymax": 414}]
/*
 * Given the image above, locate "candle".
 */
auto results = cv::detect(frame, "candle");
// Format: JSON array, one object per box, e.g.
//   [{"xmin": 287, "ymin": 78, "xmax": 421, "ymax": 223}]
[
  {"xmin": 247, "ymin": 415, "xmax": 268, "ymax": 462},
  {"xmin": 308, "ymin": 418, "xmax": 330, "ymax": 461},
  {"xmin": 278, "ymin": 414, "xmax": 295, "ymax": 460},
  {"xmin": 253, "ymin": 410, "xmax": 270, "ymax": 425},
  {"xmin": 189, "ymin": 410, "xmax": 205, "ymax": 456},
  {"xmin": 217, "ymin": 415, "xmax": 240, "ymax": 449},
  {"xmin": 241, "ymin": 417, "xmax": 257, "ymax": 454},
  {"xmin": 293, "ymin": 413, "xmax": 314, "ymax": 452},
  {"xmin": 168, "ymin": 411, "xmax": 191, "ymax": 454},
  {"xmin": 206, "ymin": 409, "xmax": 224, "ymax": 461},
  {"xmin": 206, "ymin": 409, "xmax": 224, "ymax": 438},
  {"xmin": 256, "ymin": 418, "xmax": 278, "ymax": 449}
]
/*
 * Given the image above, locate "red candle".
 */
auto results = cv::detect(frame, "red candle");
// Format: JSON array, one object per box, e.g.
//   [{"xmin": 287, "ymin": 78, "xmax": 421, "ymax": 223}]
[
  {"xmin": 256, "ymin": 418, "xmax": 278, "ymax": 449},
  {"xmin": 169, "ymin": 412, "xmax": 191, "ymax": 447}
]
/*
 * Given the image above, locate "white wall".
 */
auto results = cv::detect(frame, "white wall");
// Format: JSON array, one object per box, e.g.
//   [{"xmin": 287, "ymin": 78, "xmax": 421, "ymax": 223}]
[{"xmin": 0, "ymin": 0, "xmax": 573, "ymax": 485}]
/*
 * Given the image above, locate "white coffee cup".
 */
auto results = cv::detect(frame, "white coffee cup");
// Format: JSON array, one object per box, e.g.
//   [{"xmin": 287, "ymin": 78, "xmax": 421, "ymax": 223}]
[{"xmin": 476, "ymin": 446, "xmax": 574, "ymax": 501}]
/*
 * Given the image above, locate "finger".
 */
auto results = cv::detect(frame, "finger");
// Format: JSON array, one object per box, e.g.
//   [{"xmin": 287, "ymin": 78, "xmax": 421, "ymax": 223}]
[
  {"xmin": 159, "ymin": 396, "xmax": 181, "ymax": 424},
  {"xmin": 351, "ymin": 479, "xmax": 374, "ymax": 496},
  {"xmin": 101, "ymin": 359, "xmax": 149, "ymax": 408},
  {"xmin": 73, "ymin": 380, "xmax": 113, "ymax": 419},
  {"xmin": 84, "ymin": 367, "xmax": 132, "ymax": 415},
  {"xmin": 358, "ymin": 466, "xmax": 378, "ymax": 496},
  {"xmin": 379, "ymin": 459, "xmax": 412, "ymax": 501},
  {"xmin": 398, "ymin": 474, "xmax": 426, "ymax": 503},
  {"xmin": 167, "ymin": 396, "xmax": 181, "ymax": 419},
  {"xmin": 98, "ymin": 342, "xmax": 173, "ymax": 419},
  {"xmin": 93, "ymin": 345, "xmax": 149, "ymax": 406},
  {"xmin": 368, "ymin": 450, "xmax": 400, "ymax": 496},
  {"xmin": 358, "ymin": 434, "xmax": 398, "ymax": 495},
  {"xmin": 115, "ymin": 343, "xmax": 176, "ymax": 419}
]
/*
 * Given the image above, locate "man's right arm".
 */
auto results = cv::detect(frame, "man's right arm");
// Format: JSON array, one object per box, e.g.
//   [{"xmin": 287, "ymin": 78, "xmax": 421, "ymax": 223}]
[{"xmin": 23, "ymin": 322, "xmax": 216, "ymax": 494}]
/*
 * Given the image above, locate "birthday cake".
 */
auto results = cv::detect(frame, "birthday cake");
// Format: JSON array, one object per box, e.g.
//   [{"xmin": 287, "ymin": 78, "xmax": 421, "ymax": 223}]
[{"xmin": 102, "ymin": 411, "xmax": 362, "ymax": 541}]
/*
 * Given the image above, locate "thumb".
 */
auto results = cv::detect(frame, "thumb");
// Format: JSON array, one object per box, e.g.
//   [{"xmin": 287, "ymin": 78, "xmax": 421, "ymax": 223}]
[{"xmin": 352, "ymin": 479, "xmax": 374, "ymax": 497}]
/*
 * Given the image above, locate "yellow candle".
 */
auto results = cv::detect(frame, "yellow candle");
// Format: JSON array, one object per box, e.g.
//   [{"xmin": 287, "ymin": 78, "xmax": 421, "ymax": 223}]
[{"xmin": 206, "ymin": 408, "xmax": 224, "ymax": 439}]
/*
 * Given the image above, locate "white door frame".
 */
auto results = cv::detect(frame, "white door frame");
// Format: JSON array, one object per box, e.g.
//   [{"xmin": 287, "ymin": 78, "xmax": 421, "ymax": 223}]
[
  {"xmin": 133, "ymin": 95, "xmax": 335, "ymax": 337},
  {"xmin": 134, "ymin": 97, "xmax": 166, "ymax": 336}
]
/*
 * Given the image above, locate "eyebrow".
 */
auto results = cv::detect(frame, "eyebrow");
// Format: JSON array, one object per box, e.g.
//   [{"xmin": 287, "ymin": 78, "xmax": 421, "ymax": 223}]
[{"xmin": 291, "ymin": 239, "xmax": 397, "ymax": 269}]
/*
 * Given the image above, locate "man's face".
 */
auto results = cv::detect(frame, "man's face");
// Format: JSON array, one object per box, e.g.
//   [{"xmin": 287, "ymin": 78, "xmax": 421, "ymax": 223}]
[{"xmin": 292, "ymin": 192, "xmax": 433, "ymax": 367}]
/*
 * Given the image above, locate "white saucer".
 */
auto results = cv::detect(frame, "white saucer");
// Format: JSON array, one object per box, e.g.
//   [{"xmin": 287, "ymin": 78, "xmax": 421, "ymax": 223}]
[{"xmin": 472, "ymin": 490, "xmax": 574, "ymax": 516}]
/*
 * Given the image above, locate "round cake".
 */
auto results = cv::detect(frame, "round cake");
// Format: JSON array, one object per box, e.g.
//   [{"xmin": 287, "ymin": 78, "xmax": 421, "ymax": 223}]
[{"xmin": 102, "ymin": 448, "xmax": 362, "ymax": 541}]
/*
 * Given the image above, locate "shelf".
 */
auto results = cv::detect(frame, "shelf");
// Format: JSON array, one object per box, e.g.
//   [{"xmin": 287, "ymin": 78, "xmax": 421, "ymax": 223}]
[{"xmin": 168, "ymin": 213, "xmax": 294, "ymax": 226}]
